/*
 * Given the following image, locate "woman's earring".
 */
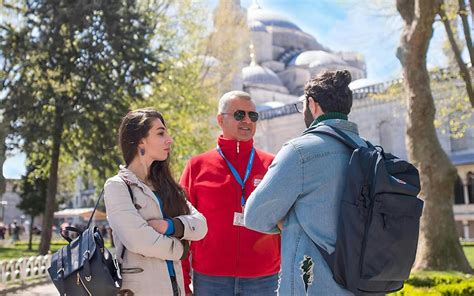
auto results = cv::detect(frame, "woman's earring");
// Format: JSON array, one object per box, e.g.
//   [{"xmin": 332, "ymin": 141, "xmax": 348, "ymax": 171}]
[{"xmin": 140, "ymin": 148, "xmax": 145, "ymax": 156}]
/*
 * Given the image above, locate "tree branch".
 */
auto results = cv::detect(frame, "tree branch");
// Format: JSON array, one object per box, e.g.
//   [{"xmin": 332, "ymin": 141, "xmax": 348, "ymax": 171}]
[
  {"xmin": 458, "ymin": 0, "xmax": 474, "ymax": 65},
  {"xmin": 440, "ymin": 1, "xmax": 474, "ymax": 107}
]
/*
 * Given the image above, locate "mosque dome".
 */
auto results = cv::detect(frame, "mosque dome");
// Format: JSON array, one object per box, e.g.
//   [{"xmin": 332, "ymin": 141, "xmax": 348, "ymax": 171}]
[
  {"xmin": 249, "ymin": 20, "xmax": 268, "ymax": 32},
  {"xmin": 248, "ymin": 7, "xmax": 301, "ymax": 31},
  {"xmin": 289, "ymin": 50, "xmax": 348, "ymax": 67},
  {"xmin": 242, "ymin": 64, "xmax": 284, "ymax": 86}
]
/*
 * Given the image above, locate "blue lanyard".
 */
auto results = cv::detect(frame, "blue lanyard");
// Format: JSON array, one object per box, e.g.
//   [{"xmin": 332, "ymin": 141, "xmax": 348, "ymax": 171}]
[{"xmin": 217, "ymin": 145, "xmax": 255, "ymax": 207}]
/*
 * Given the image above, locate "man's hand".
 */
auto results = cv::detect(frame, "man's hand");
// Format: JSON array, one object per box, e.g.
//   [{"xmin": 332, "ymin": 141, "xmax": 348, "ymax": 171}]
[
  {"xmin": 147, "ymin": 219, "xmax": 168, "ymax": 234},
  {"xmin": 277, "ymin": 220, "xmax": 284, "ymax": 231}
]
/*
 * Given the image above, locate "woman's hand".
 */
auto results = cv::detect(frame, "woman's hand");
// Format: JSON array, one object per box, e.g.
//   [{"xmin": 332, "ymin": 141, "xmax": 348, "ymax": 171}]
[{"xmin": 147, "ymin": 219, "xmax": 169, "ymax": 234}]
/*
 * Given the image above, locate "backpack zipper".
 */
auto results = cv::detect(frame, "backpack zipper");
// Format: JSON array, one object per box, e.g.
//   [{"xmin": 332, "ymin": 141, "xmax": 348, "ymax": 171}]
[
  {"xmin": 358, "ymin": 151, "xmax": 379, "ymax": 277},
  {"xmin": 77, "ymin": 273, "xmax": 92, "ymax": 296}
]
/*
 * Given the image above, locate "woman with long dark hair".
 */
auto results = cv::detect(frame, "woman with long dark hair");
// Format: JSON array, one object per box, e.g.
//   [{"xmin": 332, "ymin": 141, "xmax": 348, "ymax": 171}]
[{"xmin": 104, "ymin": 108, "xmax": 207, "ymax": 296}]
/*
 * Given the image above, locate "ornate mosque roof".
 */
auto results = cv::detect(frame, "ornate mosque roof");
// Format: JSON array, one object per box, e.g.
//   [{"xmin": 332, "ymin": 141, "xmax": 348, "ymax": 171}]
[
  {"xmin": 248, "ymin": 6, "xmax": 301, "ymax": 31},
  {"xmin": 249, "ymin": 20, "xmax": 268, "ymax": 32},
  {"xmin": 288, "ymin": 50, "xmax": 348, "ymax": 67},
  {"xmin": 242, "ymin": 64, "xmax": 284, "ymax": 86}
]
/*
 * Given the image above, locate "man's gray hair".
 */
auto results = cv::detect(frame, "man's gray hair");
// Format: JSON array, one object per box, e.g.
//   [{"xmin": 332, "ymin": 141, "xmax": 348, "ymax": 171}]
[{"xmin": 218, "ymin": 91, "xmax": 253, "ymax": 113}]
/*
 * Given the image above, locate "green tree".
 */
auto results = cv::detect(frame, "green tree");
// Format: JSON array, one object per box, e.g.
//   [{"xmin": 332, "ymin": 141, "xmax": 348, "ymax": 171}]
[
  {"xmin": 396, "ymin": 0, "xmax": 472, "ymax": 272},
  {"xmin": 0, "ymin": 0, "xmax": 163, "ymax": 254},
  {"xmin": 18, "ymin": 165, "xmax": 47, "ymax": 251},
  {"xmin": 135, "ymin": 0, "xmax": 218, "ymax": 174}
]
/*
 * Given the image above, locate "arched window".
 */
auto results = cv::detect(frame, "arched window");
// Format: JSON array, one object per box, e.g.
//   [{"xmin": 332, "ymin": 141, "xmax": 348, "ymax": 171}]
[
  {"xmin": 454, "ymin": 175, "xmax": 465, "ymax": 204},
  {"xmin": 468, "ymin": 172, "xmax": 474, "ymax": 204}
]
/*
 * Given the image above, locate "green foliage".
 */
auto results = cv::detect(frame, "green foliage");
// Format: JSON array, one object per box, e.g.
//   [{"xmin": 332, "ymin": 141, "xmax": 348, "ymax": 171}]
[
  {"xmin": 390, "ymin": 271, "xmax": 474, "ymax": 296},
  {"xmin": 17, "ymin": 165, "xmax": 47, "ymax": 217},
  {"xmin": 431, "ymin": 72, "xmax": 473, "ymax": 139},
  {"xmin": 134, "ymin": 0, "xmax": 217, "ymax": 175},
  {"xmin": 368, "ymin": 69, "xmax": 473, "ymax": 139},
  {"xmin": 0, "ymin": 0, "xmax": 165, "ymax": 252},
  {"xmin": 0, "ymin": 0, "xmax": 162, "ymax": 187}
]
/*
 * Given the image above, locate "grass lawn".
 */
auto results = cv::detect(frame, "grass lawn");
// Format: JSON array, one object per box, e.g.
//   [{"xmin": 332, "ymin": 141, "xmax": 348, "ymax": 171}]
[
  {"xmin": 463, "ymin": 244, "xmax": 474, "ymax": 267},
  {"xmin": 0, "ymin": 241, "xmax": 68, "ymax": 260},
  {"xmin": 0, "ymin": 240, "xmax": 113, "ymax": 260}
]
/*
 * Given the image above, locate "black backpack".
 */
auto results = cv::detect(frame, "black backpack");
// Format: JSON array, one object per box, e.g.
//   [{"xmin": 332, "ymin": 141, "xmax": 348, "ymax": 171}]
[
  {"xmin": 48, "ymin": 189, "xmax": 122, "ymax": 296},
  {"xmin": 310, "ymin": 125, "xmax": 424, "ymax": 295}
]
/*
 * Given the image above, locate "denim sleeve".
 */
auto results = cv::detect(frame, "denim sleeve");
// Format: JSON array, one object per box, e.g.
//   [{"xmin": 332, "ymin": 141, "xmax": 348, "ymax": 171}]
[{"xmin": 244, "ymin": 142, "xmax": 302, "ymax": 234}]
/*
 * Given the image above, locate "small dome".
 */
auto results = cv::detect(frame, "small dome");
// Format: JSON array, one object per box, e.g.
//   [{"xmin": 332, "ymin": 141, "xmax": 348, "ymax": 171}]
[
  {"xmin": 249, "ymin": 21, "xmax": 268, "ymax": 32},
  {"xmin": 242, "ymin": 65, "xmax": 284, "ymax": 86},
  {"xmin": 248, "ymin": 7, "xmax": 301, "ymax": 31},
  {"xmin": 289, "ymin": 50, "xmax": 347, "ymax": 67}
]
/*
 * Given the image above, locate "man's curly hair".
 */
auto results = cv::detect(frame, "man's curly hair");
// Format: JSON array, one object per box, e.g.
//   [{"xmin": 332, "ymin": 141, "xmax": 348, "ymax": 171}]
[{"xmin": 304, "ymin": 70, "xmax": 353, "ymax": 115}]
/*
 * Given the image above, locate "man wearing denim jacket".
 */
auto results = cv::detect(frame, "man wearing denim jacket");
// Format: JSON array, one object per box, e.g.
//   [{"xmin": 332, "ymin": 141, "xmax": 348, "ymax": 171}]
[{"xmin": 245, "ymin": 70, "xmax": 364, "ymax": 295}]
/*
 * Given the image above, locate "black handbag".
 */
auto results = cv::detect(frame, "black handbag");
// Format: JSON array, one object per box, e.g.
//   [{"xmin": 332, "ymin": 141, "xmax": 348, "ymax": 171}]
[{"xmin": 48, "ymin": 189, "xmax": 122, "ymax": 296}]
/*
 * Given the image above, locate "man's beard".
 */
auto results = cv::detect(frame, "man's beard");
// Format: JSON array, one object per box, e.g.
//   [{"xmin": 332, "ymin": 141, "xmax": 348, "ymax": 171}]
[{"xmin": 304, "ymin": 107, "xmax": 314, "ymax": 128}]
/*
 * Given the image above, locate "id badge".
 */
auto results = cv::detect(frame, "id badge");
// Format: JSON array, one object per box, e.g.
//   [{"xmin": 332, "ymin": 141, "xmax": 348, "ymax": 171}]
[{"xmin": 233, "ymin": 212, "xmax": 245, "ymax": 227}]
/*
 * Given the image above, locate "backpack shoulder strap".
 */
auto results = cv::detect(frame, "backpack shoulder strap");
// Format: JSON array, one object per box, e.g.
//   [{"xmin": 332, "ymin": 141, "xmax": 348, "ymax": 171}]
[{"xmin": 306, "ymin": 125, "xmax": 360, "ymax": 150}]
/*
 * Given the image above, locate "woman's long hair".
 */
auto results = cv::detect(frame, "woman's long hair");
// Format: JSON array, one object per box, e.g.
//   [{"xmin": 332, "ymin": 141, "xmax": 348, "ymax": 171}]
[{"xmin": 118, "ymin": 108, "xmax": 190, "ymax": 217}]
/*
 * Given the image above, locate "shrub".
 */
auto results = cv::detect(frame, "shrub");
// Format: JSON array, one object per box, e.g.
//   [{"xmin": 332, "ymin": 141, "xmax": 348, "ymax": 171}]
[{"xmin": 389, "ymin": 272, "xmax": 474, "ymax": 296}]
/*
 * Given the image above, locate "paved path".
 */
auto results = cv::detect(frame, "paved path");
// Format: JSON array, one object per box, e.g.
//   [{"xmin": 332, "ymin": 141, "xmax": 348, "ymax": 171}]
[{"xmin": 2, "ymin": 281, "xmax": 57, "ymax": 296}]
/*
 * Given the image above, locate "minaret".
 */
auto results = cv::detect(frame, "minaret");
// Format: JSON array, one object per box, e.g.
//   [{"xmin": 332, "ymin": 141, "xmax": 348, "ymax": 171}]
[
  {"xmin": 211, "ymin": 0, "xmax": 250, "ymax": 92},
  {"xmin": 249, "ymin": 42, "xmax": 257, "ymax": 66}
]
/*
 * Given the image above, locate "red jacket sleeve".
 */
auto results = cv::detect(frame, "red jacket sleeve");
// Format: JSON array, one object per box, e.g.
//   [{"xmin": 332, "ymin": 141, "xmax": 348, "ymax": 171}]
[{"xmin": 180, "ymin": 160, "xmax": 194, "ymax": 294}]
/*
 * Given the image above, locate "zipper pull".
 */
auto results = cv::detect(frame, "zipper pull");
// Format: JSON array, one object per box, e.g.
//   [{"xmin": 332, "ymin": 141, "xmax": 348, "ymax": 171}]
[
  {"xmin": 77, "ymin": 273, "xmax": 80, "ymax": 285},
  {"xmin": 237, "ymin": 141, "xmax": 240, "ymax": 154}
]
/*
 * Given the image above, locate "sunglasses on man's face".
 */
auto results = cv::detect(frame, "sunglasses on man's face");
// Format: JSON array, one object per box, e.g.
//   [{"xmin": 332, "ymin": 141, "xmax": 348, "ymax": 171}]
[{"xmin": 221, "ymin": 110, "xmax": 259, "ymax": 122}]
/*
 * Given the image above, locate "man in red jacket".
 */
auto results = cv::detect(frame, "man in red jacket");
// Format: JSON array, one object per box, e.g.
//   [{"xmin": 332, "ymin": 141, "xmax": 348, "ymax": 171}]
[{"xmin": 180, "ymin": 91, "xmax": 281, "ymax": 295}]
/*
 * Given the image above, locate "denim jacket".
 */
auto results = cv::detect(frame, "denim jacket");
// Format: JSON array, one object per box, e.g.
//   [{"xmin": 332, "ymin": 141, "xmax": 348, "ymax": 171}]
[{"xmin": 244, "ymin": 119, "xmax": 366, "ymax": 295}]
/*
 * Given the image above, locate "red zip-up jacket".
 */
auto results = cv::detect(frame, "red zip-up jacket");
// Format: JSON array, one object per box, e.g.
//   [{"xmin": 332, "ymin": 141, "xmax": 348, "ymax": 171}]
[{"xmin": 179, "ymin": 136, "xmax": 281, "ymax": 293}]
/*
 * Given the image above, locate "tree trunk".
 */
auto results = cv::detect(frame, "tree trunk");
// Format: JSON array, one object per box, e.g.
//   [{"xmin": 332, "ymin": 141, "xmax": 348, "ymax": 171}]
[
  {"xmin": 39, "ymin": 105, "xmax": 63, "ymax": 255},
  {"xmin": 440, "ymin": 1, "xmax": 474, "ymax": 107},
  {"xmin": 28, "ymin": 215, "xmax": 34, "ymax": 251},
  {"xmin": 396, "ymin": 0, "xmax": 472, "ymax": 272},
  {"xmin": 0, "ymin": 118, "xmax": 7, "ymax": 197},
  {"xmin": 458, "ymin": 0, "xmax": 474, "ymax": 65}
]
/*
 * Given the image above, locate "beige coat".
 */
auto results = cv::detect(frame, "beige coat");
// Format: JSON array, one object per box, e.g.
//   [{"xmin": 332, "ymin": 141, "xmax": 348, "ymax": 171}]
[{"xmin": 104, "ymin": 167, "xmax": 207, "ymax": 296}]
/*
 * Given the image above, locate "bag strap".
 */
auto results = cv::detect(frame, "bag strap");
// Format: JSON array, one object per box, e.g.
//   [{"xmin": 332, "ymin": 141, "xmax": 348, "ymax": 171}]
[
  {"xmin": 56, "ymin": 247, "xmax": 65, "ymax": 295},
  {"xmin": 86, "ymin": 188, "xmax": 105, "ymax": 229},
  {"xmin": 305, "ymin": 125, "xmax": 360, "ymax": 150},
  {"xmin": 60, "ymin": 226, "xmax": 84, "ymax": 243},
  {"xmin": 120, "ymin": 181, "xmax": 135, "ymax": 261}
]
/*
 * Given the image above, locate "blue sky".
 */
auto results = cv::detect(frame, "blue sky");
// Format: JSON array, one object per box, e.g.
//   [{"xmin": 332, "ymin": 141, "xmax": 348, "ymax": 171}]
[{"xmin": 1, "ymin": 0, "xmax": 452, "ymax": 179}]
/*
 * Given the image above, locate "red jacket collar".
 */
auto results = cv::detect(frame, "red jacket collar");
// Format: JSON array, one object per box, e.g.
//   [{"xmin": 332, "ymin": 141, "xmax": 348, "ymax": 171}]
[{"xmin": 217, "ymin": 135, "xmax": 254, "ymax": 156}]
